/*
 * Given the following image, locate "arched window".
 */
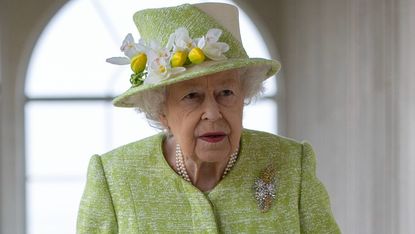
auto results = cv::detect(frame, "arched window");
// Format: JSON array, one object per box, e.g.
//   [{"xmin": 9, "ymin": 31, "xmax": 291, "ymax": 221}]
[{"xmin": 25, "ymin": 0, "xmax": 279, "ymax": 233}]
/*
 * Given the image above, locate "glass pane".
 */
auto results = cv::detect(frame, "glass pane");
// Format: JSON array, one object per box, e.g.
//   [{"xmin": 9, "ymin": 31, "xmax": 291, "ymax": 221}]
[
  {"xmin": 108, "ymin": 104, "xmax": 159, "ymax": 148},
  {"xmin": 25, "ymin": 0, "xmax": 137, "ymax": 97},
  {"xmin": 25, "ymin": 101, "xmax": 161, "ymax": 177},
  {"xmin": 25, "ymin": 101, "xmax": 107, "ymax": 177},
  {"xmin": 262, "ymin": 76, "xmax": 277, "ymax": 97},
  {"xmin": 243, "ymin": 99, "xmax": 277, "ymax": 134},
  {"xmin": 26, "ymin": 180, "xmax": 84, "ymax": 234}
]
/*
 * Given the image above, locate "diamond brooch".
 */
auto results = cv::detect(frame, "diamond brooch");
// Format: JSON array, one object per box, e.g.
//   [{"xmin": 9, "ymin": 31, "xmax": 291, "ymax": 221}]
[{"xmin": 253, "ymin": 165, "xmax": 277, "ymax": 212}]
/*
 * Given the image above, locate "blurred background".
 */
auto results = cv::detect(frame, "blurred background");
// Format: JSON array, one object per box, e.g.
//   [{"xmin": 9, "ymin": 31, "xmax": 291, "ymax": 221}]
[{"xmin": 1, "ymin": 0, "xmax": 414, "ymax": 233}]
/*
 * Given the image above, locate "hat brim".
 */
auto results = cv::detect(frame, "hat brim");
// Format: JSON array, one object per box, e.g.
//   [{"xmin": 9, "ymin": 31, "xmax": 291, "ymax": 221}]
[{"xmin": 113, "ymin": 57, "xmax": 281, "ymax": 107}]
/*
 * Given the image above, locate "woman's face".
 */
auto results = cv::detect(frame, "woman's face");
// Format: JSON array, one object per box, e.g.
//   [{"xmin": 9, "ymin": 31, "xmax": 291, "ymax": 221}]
[{"xmin": 160, "ymin": 69, "xmax": 244, "ymax": 163}]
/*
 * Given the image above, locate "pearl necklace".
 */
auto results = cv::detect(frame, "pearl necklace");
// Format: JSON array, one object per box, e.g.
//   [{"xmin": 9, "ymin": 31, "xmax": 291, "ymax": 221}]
[{"xmin": 175, "ymin": 144, "xmax": 239, "ymax": 183}]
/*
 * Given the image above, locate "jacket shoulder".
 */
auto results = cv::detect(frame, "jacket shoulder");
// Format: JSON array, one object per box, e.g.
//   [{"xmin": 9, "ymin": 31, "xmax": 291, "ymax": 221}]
[
  {"xmin": 99, "ymin": 133, "xmax": 164, "ymax": 162},
  {"xmin": 242, "ymin": 128, "xmax": 303, "ymax": 150}
]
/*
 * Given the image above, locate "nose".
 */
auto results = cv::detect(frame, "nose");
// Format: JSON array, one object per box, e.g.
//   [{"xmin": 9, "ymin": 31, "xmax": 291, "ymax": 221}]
[{"xmin": 201, "ymin": 95, "xmax": 223, "ymax": 121}]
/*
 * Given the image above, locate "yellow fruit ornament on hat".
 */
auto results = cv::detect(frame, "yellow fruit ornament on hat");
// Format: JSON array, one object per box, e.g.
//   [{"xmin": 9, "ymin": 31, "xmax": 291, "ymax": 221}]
[
  {"xmin": 188, "ymin": 48, "xmax": 205, "ymax": 64},
  {"xmin": 170, "ymin": 51, "xmax": 188, "ymax": 67},
  {"xmin": 130, "ymin": 53, "xmax": 147, "ymax": 73}
]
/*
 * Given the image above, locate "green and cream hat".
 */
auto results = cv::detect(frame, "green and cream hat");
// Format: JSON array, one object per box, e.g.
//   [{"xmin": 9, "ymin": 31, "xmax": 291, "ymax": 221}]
[{"xmin": 107, "ymin": 3, "xmax": 281, "ymax": 107}]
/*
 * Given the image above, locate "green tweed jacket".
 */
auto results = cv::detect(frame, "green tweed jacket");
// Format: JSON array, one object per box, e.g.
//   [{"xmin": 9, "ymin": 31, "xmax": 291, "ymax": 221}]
[{"xmin": 77, "ymin": 129, "xmax": 340, "ymax": 233}]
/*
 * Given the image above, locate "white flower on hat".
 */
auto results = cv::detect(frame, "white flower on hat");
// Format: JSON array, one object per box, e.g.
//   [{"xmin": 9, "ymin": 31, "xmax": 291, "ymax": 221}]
[
  {"xmin": 145, "ymin": 41, "xmax": 186, "ymax": 84},
  {"xmin": 169, "ymin": 27, "xmax": 196, "ymax": 52},
  {"xmin": 146, "ymin": 57, "xmax": 186, "ymax": 84},
  {"xmin": 168, "ymin": 27, "xmax": 194, "ymax": 67},
  {"xmin": 147, "ymin": 40, "xmax": 171, "ymax": 62},
  {"xmin": 106, "ymin": 27, "xmax": 230, "ymax": 87},
  {"xmin": 197, "ymin": 28, "xmax": 230, "ymax": 61},
  {"xmin": 121, "ymin": 33, "xmax": 146, "ymax": 59},
  {"xmin": 106, "ymin": 34, "xmax": 146, "ymax": 66}
]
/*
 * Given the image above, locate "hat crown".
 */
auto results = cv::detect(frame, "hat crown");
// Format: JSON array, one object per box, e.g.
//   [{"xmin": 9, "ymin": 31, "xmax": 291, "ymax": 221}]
[
  {"xmin": 193, "ymin": 3, "xmax": 242, "ymax": 42},
  {"xmin": 133, "ymin": 3, "xmax": 248, "ymax": 59}
]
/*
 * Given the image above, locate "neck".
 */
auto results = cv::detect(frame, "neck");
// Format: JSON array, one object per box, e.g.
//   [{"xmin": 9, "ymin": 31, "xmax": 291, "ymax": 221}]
[
  {"xmin": 163, "ymin": 136, "xmax": 230, "ymax": 192},
  {"xmin": 186, "ymin": 158, "xmax": 228, "ymax": 192}
]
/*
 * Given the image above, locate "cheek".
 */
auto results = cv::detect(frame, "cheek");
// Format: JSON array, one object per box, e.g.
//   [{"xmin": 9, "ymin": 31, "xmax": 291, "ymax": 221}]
[
  {"xmin": 231, "ymin": 110, "xmax": 243, "ymax": 138},
  {"xmin": 166, "ymin": 108, "xmax": 202, "ymax": 153},
  {"xmin": 232, "ymin": 97, "xmax": 244, "ymax": 124},
  {"xmin": 226, "ymin": 102, "xmax": 244, "ymax": 147}
]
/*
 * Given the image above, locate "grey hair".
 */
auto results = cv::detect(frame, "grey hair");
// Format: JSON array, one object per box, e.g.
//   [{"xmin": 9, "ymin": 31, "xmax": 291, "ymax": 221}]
[
  {"xmin": 238, "ymin": 67, "xmax": 266, "ymax": 104},
  {"xmin": 134, "ymin": 68, "xmax": 265, "ymax": 131},
  {"xmin": 134, "ymin": 87, "xmax": 167, "ymax": 130}
]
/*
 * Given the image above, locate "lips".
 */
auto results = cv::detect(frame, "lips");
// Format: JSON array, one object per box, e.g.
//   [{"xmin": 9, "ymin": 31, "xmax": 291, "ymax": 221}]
[{"xmin": 199, "ymin": 132, "xmax": 227, "ymax": 143}]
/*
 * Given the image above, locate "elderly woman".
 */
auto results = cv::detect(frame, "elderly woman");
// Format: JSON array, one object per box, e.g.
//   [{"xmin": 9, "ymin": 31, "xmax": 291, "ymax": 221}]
[{"xmin": 77, "ymin": 2, "xmax": 340, "ymax": 233}]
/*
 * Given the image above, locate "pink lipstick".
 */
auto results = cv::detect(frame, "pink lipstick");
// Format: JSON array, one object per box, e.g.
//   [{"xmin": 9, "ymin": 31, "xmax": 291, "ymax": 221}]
[{"xmin": 199, "ymin": 132, "xmax": 226, "ymax": 143}]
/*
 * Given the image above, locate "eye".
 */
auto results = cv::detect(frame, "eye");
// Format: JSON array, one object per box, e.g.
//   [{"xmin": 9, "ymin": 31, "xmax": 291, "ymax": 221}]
[
  {"xmin": 217, "ymin": 88, "xmax": 238, "ymax": 106},
  {"xmin": 182, "ymin": 92, "xmax": 200, "ymax": 100},
  {"xmin": 220, "ymin": 89, "xmax": 234, "ymax": 96}
]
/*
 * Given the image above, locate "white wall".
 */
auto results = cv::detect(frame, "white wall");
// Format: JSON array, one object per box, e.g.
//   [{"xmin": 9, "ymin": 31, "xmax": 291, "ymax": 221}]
[{"xmin": 398, "ymin": 1, "xmax": 415, "ymax": 232}]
